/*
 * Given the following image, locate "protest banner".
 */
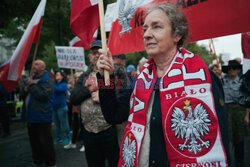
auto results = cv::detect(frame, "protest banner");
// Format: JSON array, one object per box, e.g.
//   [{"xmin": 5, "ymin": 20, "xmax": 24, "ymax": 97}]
[
  {"xmin": 105, "ymin": 2, "xmax": 117, "ymax": 32},
  {"xmin": 55, "ymin": 46, "xmax": 85, "ymax": 70},
  {"xmin": 107, "ymin": 0, "xmax": 250, "ymax": 55}
]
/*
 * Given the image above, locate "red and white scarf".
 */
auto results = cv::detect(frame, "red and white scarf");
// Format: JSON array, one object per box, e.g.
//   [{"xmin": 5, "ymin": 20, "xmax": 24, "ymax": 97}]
[{"xmin": 118, "ymin": 48, "xmax": 228, "ymax": 167}]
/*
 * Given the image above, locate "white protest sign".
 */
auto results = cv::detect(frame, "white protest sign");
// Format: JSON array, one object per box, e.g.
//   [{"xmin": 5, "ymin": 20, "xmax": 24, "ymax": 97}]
[
  {"xmin": 221, "ymin": 53, "xmax": 230, "ymax": 65},
  {"xmin": 55, "ymin": 46, "xmax": 85, "ymax": 70},
  {"xmin": 105, "ymin": 2, "xmax": 117, "ymax": 32}
]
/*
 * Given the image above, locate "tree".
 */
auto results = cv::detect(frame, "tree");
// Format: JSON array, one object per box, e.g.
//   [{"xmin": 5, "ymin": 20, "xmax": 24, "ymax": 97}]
[
  {"xmin": 0, "ymin": 0, "xmax": 73, "ymax": 63},
  {"xmin": 42, "ymin": 41, "xmax": 57, "ymax": 70},
  {"xmin": 184, "ymin": 42, "xmax": 212, "ymax": 65}
]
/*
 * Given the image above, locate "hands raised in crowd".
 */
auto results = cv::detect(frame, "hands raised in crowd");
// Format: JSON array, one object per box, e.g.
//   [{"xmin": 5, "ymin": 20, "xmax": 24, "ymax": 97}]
[{"xmin": 96, "ymin": 48, "xmax": 114, "ymax": 76}]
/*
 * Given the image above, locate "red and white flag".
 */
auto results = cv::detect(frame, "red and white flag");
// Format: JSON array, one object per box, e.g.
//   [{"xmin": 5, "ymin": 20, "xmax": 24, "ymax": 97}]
[
  {"xmin": 70, "ymin": 0, "xmax": 99, "ymax": 50},
  {"xmin": 108, "ymin": 0, "xmax": 250, "ymax": 55},
  {"xmin": 241, "ymin": 32, "xmax": 250, "ymax": 74},
  {"xmin": 0, "ymin": 0, "xmax": 46, "ymax": 92},
  {"xmin": 209, "ymin": 40, "xmax": 213, "ymax": 55},
  {"xmin": 69, "ymin": 29, "xmax": 98, "ymax": 49}
]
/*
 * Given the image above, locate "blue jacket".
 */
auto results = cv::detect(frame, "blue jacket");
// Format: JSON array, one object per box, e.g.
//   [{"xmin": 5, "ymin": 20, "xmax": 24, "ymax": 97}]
[
  {"xmin": 53, "ymin": 82, "xmax": 68, "ymax": 109},
  {"xmin": 21, "ymin": 72, "xmax": 54, "ymax": 123}
]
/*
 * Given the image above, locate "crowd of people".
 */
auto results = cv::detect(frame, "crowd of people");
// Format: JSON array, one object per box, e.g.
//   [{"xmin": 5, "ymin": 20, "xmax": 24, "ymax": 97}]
[{"xmin": 0, "ymin": 2, "xmax": 249, "ymax": 167}]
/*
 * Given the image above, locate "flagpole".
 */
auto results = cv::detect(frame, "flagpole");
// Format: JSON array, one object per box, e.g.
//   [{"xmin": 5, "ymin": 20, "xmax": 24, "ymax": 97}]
[
  {"xmin": 209, "ymin": 40, "xmax": 213, "ymax": 64},
  {"xmin": 211, "ymin": 39, "xmax": 220, "ymax": 67},
  {"xmin": 211, "ymin": 39, "xmax": 222, "ymax": 78},
  {"xmin": 29, "ymin": 42, "xmax": 39, "ymax": 77},
  {"xmin": 98, "ymin": 0, "xmax": 110, "ymax": 86}
]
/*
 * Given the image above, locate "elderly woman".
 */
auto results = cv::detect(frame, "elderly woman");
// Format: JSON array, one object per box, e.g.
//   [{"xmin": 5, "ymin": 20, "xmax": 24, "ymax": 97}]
[{"xmin": 97, "ymin": 3, "xmax": 229, "ymax": 167}]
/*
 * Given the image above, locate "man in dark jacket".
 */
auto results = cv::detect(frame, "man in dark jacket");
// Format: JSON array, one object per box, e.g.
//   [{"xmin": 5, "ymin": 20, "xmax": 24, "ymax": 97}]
[
  {"xmin": 0, "ymin": 83, "xmax": 11, "ymax": 138},
  {"xmin": 21, "ymin": 60, "xmax": 56, "ymax": 167}
]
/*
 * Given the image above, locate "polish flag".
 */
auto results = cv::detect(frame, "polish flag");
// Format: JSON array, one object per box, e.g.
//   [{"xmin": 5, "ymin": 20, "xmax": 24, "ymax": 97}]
[
  {"xmin": 108, "ymin": 0, "xmax": 250, "ymax": 55},
  {"xmin": 50, "ymin": 69, "xmax": 55, "ymax": 80},
  {"xmin": 70, "ymin": 0, "xmax": 99, "ymax": 50},
  {"xmin": 241, "ymin": 32, "xmax": 250, "ymax": 74},
  {"xmin": 69, "ymin": 29, "xmax": 98, "ymax": 49},
  {"xmin": 209, "ymin": 40, "xmax": 213, "ymax": 55},
  {"xmin": 0, "ymin": 0, "xmax": 46, "ymax": 92}
]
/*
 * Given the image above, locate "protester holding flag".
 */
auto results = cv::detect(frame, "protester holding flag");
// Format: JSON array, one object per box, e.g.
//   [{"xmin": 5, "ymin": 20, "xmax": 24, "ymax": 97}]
[
  {"xmin": 97, "ymin": 3, "xmax": 230, "ymax": 167},
  {"xmin": 70, "ymin": 40, "xmax": 119, "ymax": 167},
  {"xmin": 209, "ymin": 64, "xmax": 221, "ymax": 78},
  {"xmin": 112, "ymin": 54, "xmax": 128, "ymax": 146},
  {"xmin": 20, "ymin": 60, "xmax": 56, "ymax": 167}
]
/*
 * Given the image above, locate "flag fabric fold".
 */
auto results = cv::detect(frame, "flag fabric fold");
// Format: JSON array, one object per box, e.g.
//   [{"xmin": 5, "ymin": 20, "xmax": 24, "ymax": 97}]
[
  {"xmin": 0, "ymin": 0, "xmax": 46, "ymax": 92},
  {"xmin": 108, "ymin": 0, "xmax": 250, "ymax": 55},
  {"xmin": 241, "ymin": 32, "xmax": 250, "ymax": 74},
  {"xmin": 69, "ymin": 29, "xmax": 98, "ymax": 49},
  {"xmin": 70, "ymin": 0, "xmax": 99, "ymax": 50}
]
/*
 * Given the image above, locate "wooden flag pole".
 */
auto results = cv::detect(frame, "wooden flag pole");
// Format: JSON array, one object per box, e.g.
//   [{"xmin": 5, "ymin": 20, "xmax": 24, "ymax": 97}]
[
  {"xmin": 211, "ymin": 39, "xmax": 220, "ymax": 67},
  {"xmin": 208, "ymin": 40, "xmax": 213, "ymax": 64},
  {"xmin": 211, "ymin": 39, "xmax": 222, "ymax": 78},
  {"xmin": 98, "ymin": 0, "xmax": 110, "ymax": 86},
  {"xmin": 29, "ymin": 42, "xmax": 39, "ymax": 77},
  {"xmin": 70, "ymin": 68, "xmax": 75, "ymax": 85}
]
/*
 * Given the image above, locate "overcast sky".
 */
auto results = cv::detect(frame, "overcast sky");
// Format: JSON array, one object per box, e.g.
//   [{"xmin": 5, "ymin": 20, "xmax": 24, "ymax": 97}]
[{"xmin": 197, "ymin": 33, "xmax": 243, "ymax": 62}]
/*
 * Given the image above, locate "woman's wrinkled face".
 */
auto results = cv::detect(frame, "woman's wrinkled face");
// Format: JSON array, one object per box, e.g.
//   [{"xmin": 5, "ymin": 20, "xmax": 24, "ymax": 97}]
[{"xmin": 143, "ymin": 9, "xmax": 180, "ymax": 57}]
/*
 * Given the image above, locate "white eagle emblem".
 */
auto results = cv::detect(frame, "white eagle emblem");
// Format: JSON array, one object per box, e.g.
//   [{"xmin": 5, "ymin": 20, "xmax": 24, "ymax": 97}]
[
  {"xmin": 118, "ymin": 0, "xmax": 144, "ymax": 35},
  {"xmin": 171, "ymin": 99, "xmax": 211, "ymax": 154},
  {"xmin": 122, "ymin": 133, "xmax": 136, "ymax": 167}
]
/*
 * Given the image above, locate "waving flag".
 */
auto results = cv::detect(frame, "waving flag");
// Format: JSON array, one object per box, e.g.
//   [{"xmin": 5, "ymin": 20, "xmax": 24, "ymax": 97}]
[
  {"xmin": 69, "ymin": 29, "xmax": 98, "ymax": 49},
  {"xmin": 0, "ymin": 0, "xmax": 46, "ymax": 92},
  {"xmin": 70, "ymin": 0, "xmax": 99, "ymax": 50},
  {"xmin": 242, "ymin": 32, "xmax": 250, "ymax": 74},
  {"xmin": 108, "ymin": 0, "xmax": 250, "ymax": 55}
]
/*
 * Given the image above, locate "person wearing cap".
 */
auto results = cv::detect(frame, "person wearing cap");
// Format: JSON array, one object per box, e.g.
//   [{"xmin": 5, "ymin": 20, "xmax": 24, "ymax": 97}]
[
  {"xmin": 222, "ymin": 60, "xmax": 248, "ymax": 167},
  {"xmin": 112, "ymin": 54, "xmax": 126, "ymax": 67},
  {"xmin": 70, "ymin": 40, "xmax": 119, "ymax": 167},
  {"xmin": 113, "ymin": 54, "xmax": 127, "ymax": 93},
  {"xmin": 126, "ymin": 64, "xmax": 137, "ymax": 90},
  {"xmin": 112, "ymin": 54, "xmax": 128, "ymax": 146},
  {"xmin": 137, "ymin": 57, "xmax": 148, "ymax": 75}
]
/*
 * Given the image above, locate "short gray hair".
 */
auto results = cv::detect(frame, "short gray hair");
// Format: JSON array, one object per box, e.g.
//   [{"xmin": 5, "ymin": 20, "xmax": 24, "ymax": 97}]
[{"xmin": 146, "ymin": 3, "xmax": 189, "ymax": 48}]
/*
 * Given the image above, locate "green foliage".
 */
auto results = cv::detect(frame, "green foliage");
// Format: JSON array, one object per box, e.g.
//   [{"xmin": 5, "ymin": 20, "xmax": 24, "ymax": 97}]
[
  {"xmin": 0, "ymin": 0, "xmax": 41, "ymax": 31},
  {"xmin": 42, "ymin": 41, "xmax": 58, "ymax": 70},
  {"xmin": 125, "ymin": 42, "xmax": 212, "ymax": 67},
  {"xmin": 0, "ymin": 0, "xmax": 74, "ymax": 70},
  {"xmin": 126, "ymin": 51, "xmax": 149, "ymax": 67},
  {"xmin": 184, "ymin": 42, "xmax": 212, "ymax": 65}
]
